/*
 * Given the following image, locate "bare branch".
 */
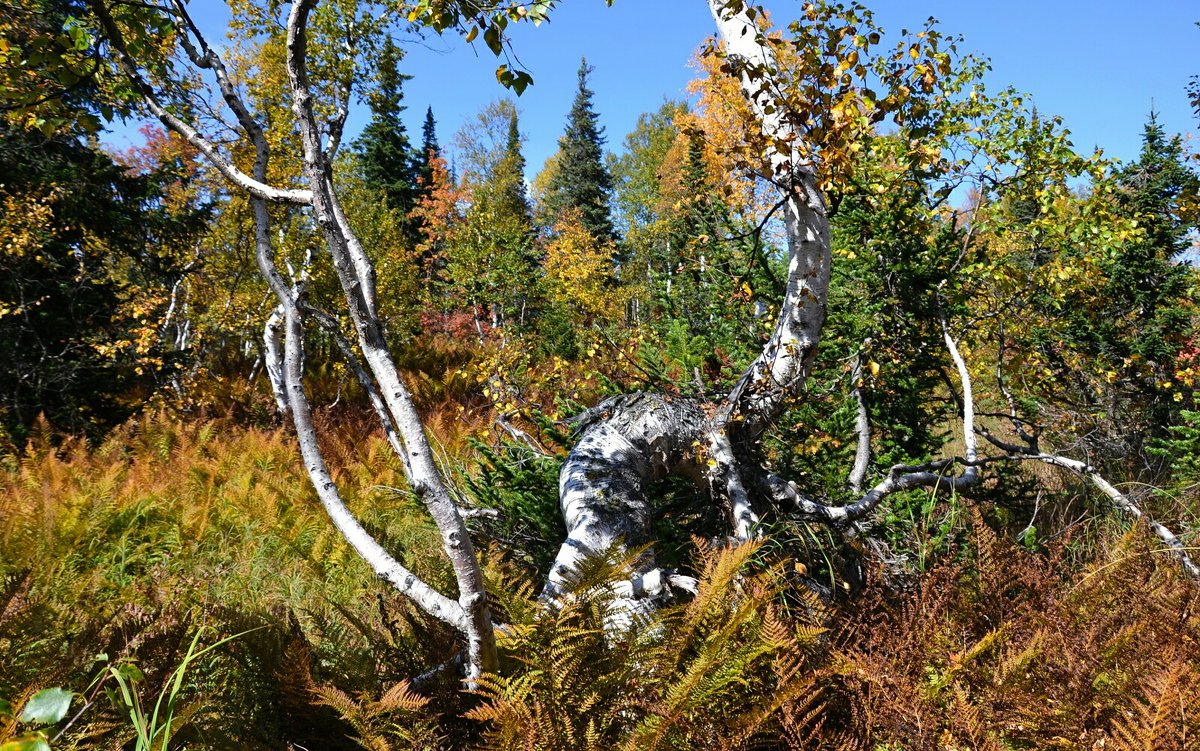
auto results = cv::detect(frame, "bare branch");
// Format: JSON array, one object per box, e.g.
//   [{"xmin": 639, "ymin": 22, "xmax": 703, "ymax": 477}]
[
  {"xmin": 167, "ymin": 0, "xmax": 271, "ymax": 171},
  {"xmin": 494, "ymin": 414, "xmax": 554, "ymax": 458},
  {"xmin": 941, "ymin": 303, "xmax": 979, "ymax": 482},
  {"xmin": 86, "ymin": 0, "xmax": 311, "ymax": 204},
  {"xmin": 976, "ymin": 427, "xmax": 1200, "ymax": 578}
]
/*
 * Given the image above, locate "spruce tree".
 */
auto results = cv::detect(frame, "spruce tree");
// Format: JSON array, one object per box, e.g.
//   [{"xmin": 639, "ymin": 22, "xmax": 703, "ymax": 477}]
[
  {"xmin": 1080, "ymin": 114, "xmax": 1198, "ymax": 380},
  {"xmin": 498, "ymin": 108, "xmax": 531, "ymax": 221},
  {"xmin": 542, "ymin": 58, "xmax": 615, "ymax": 242},
  {"xmin": 1057, "ymin": 113, "xmax": 1200, "ymax": 469},
  {"xmin": 1104, "ymin": 115, "xmax": 1198, "ymax": 420},
  {"xmin": 355, "ymin": 38, "xmax": 418, "ymax": 218},
  {"xmin": 416, "ymin": 105, "xmax": 440, "ymax": 190}
]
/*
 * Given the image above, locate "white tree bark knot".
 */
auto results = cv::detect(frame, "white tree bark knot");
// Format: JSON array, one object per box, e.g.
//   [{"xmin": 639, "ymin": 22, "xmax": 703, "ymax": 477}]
[{"xmin": 544, "ymin": 394, "xmax": 710, "ymax": 604}]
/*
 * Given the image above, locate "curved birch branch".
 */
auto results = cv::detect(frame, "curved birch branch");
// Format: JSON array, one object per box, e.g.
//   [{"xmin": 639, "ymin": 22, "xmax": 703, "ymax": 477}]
[
  {"xmin": 85, "ymin": 0, "xmax": 312, "ymax": 204},
  {"xmin": 848, "ymin": 351, "xmax": 871, "ymax": 493},
  {"xmin": 284, "ymin": 0, "xmax": 497, "ymax": 677},
  {"xmin": 977, "ymin": 427, "xmax": 1200, "ymax": 578}
]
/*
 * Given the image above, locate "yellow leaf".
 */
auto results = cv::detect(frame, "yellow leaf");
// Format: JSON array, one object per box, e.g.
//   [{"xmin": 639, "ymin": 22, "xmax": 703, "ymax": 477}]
[{"xmin": 868, "ymin": 360, "xmax": 880, "ymax": 377}]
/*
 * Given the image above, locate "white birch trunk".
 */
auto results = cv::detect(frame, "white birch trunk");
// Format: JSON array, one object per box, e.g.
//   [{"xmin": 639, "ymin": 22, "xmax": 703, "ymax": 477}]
[
  {"xmin": 541, "ymin": 0, "xmax": 831, "ymax": 603},
  {"xmin": 263, "ymin": 305, "xmax": 289, "ymax": 416},
  {"xmin": 91, "ymin": 0, "xmax": 500, "ymax": 679},
  {"xmin": 284, "ymin": 0, "xmax": 497, "ymax": 677}
]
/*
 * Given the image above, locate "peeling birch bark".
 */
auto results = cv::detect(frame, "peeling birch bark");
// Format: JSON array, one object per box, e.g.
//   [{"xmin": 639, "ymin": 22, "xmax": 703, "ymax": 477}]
[
  {"xmin": 544, "ymin": 394, "xmax": 707, "ymax": 623},
  {"xmin": 707, "ymin": 0, "xmax": 831, "ymax": 438},
  {"xmin": 848, "ymin": 353, "xmax": 870, "ymax": 494},
  {"xmin": 263, "ymin": 305, "xmax": 289, "ymax": 417}
]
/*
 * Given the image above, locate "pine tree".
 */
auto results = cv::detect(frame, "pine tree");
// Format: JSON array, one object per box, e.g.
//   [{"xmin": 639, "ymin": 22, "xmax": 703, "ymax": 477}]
[
  {"xmin": 541, "ymin": 58, "xmax": 615, "ymax": 242},
  {"xmin": 355, "ymin": 39, "xmax": 419, "ymax": 219}
]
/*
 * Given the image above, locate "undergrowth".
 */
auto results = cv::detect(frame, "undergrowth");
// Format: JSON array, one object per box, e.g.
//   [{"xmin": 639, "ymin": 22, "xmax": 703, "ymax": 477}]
[
  {"xmin": 0, "ymin": 411, "xmax": 455, "ymax": 749},
  {"xmin": 2, "ymin": 413, "xmax": 1198, "ymax": 750}
]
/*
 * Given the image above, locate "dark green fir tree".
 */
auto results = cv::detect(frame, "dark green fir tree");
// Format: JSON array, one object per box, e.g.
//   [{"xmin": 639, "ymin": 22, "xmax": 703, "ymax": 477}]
[
  {"xmin": 416, "ymin": 105, "xmax": 440, "ymax": 190},
  {"xmin": 1101, "ymin": 114, "xmax": 1198, "ymax": 422},
  {"xmin": 355, "ymin": 38, "xmax": 419, "ymax": 219},
  {"xmin": 1056, "ymin": 113, "xmax": 1200, "ymax": 474},
  {"xmin": 542, "ymin": 58, "xmax": 615, "ymax": 242},
  {"xmin": 499, "ymin": 108, "xmax": 531, "ymax": 221}
]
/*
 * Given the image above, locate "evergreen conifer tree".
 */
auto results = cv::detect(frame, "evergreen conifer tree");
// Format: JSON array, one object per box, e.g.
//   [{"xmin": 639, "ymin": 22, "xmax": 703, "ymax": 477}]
[
  {"xmin": 416, "ymin": 105, "xmax": 440, "ymax": 190},
  {"xmin": 1052, "ymin": 113, "xmax": 1200, "ymax": 471},
  {"xmin": 498, "ymin": 108, "xmax": 531, "ymax": 220},
  {"xmin": 653, "ymin": 129, "xmax": 768, "ymax": 391},
  {"xmin": 355, "ymin": 39, "xmax": 419, "ymax": 219},
  {"xmin": 541, "ymin": 58, "xmax": 615, "ymax": 242},
  {"xmin": 1101, "ymin": 114, "xmax": 1198, "ymax": 425}
]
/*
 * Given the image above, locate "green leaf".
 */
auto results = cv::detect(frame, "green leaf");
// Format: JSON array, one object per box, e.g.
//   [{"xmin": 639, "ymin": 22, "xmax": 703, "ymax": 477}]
[
  {"xmin": 0, "ymin": 734, "xmax": 52, "ymax": 751},
  {"xmin": 510, "ymin": 71, "xmax": 533, "ymax": 96},
  {"xmin": 18, "ymin": 688, "xmax": 73, "ymax": 725},
  {"xmin": 0, "ymin": 698, "xmax": 12, "ymax": 718},
  {"xmin": 483, "ymin": 24, "xmax": 502, "ymax": 56}
]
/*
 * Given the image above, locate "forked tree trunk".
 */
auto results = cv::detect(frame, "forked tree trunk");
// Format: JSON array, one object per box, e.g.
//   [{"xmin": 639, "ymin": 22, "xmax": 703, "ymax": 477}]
[
  {"xmin": 90, "ymin": 0, "xmax": 500, "ymax": 680},
  {"xmin": 542, "ymin": 0, "xmax": 833, "ymax": 615}
]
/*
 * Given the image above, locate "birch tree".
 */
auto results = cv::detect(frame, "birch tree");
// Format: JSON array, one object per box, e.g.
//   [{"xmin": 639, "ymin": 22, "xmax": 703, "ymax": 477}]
[
  {"xmin": 72, "ymin": 0, "xmax": 514, "ymax": 680},
  {"xmin": 26, "ymin": 0, "xmax": 1197, "ymax": 683},
  {"xmin": 540, "ymin": 0, "xmax": 1200, "ymax": 619}
]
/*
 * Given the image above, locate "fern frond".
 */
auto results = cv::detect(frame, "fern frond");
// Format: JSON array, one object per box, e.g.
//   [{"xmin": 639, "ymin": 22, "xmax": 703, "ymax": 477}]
[
  {"xmin": 378, "ymin": 680, "xmax": 429, "ymax": 713},
  {"xmin": 1109, "ymin": 652, "xmax": 1199, "ymax": 751}
]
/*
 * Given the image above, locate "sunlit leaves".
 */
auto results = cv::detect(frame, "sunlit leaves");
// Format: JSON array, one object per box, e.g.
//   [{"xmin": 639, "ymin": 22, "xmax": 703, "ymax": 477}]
[
  {"xmin": 543, "ymin": 207, "xmax": 618, "ymax": 327},
  {"xmin": 17, "ymin": 688, "xmax": 73, "ymax": 726},
  {"xmin": 695, "ymin": 2, "xmax": 994, "ymax": 201}
]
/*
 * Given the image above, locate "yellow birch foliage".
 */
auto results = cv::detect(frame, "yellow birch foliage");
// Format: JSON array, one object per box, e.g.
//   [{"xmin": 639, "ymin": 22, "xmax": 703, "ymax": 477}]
[
  {"xmin": 687, "ymin": 4, "xmax": 975, "ymax": 215},
  {"xmin": 0, "ymin": 188, "xmax": 57, "ymax": 264},
  {"xmin": 543, "ymin": 208, "xmax": 618, "ymax": 326}
]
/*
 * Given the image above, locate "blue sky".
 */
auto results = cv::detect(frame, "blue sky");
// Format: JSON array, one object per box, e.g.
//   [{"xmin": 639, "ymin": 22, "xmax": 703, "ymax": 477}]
[
  {"xmin": 120, "ymin": 1, "xmax": 1199, "ymax": 178},
  {"xmin": 399, "ymin": 1, "xmax": 1198, "ymax": 176}
]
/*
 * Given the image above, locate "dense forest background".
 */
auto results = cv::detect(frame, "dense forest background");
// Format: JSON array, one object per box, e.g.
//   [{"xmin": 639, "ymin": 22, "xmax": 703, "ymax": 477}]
[{"xmin": 2, "ymin": 0, "xmax": 1200, "ymax": 748}]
